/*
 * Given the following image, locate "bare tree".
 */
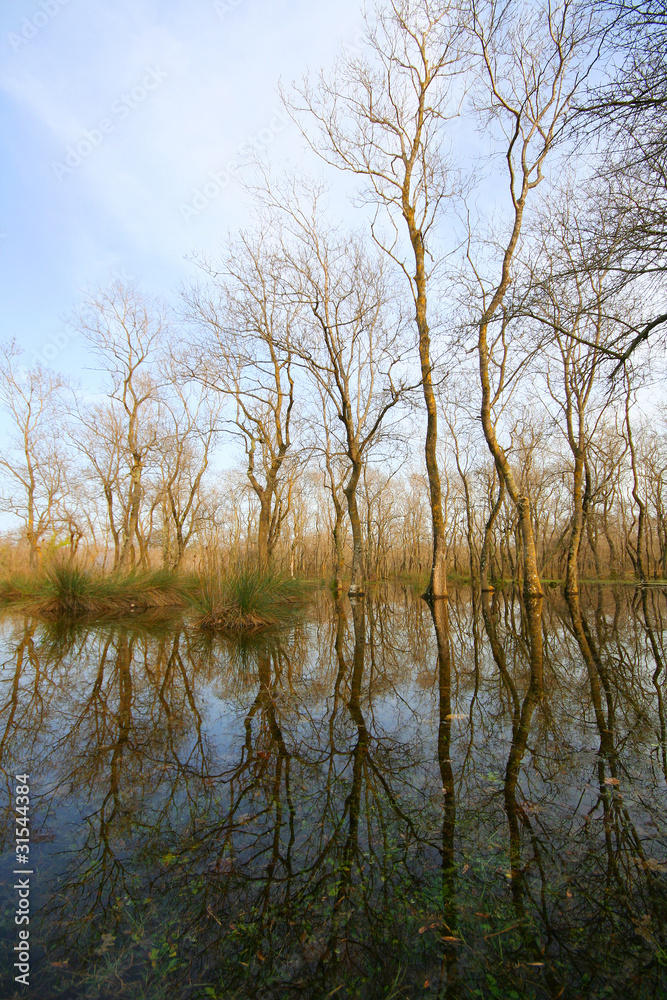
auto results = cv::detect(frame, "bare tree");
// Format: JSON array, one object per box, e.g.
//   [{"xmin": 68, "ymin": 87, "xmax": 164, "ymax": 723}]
[
  {"xmin": 184, "ymin": 229, "xmax": 297, "ymax": 568},
  {"xmin": 0, "ymin": 342, "xmax": 68, "ymax": 568},
  {"xmin": 574, "ymin": 0, "xmax": 667, "ymax": 363},
  {"xmin": 312, "ymin": 382, "xmax": 349, "ymax": 593},
  {"xmin": 286, "ymin": 0, "xmax": 466, "ymax": 599},
  {"xmin": 466, "ymin": 0, "xmax": 598, "ymax": 600},
  {"xmin": 156, "ymin": 375, "xmax": 220, "ymax": 570},
  {"xmin": 73, "ymin": 283, "xmax": 164, "ymax": 571},
  {"xmin": 71, "ymin": 401, "xmax": 126, "ymax": 569},
  {"xmin": 272, "ymin": 187, "xmax": 411, "ymax": 596},
  {"xmin": 518, "ymin": 190, "xmax": 628, "ymax": 596}
]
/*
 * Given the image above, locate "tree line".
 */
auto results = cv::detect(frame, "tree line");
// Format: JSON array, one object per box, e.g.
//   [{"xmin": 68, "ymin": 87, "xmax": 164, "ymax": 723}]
[{"xmin": 1, "ymin": 0, "xmax": 665, "ymax": 597}]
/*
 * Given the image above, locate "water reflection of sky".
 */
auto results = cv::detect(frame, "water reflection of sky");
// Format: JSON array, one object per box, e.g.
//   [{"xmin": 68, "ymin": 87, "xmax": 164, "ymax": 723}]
[{"xmin": 0, "ymin": 585, "xmax": 666, "ymax": 999}]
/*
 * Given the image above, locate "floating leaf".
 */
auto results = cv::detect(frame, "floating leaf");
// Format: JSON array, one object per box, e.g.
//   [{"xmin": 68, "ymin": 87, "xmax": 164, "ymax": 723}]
[{"xmin": 604, "ymin": 777, "xmax": 620, "ymax": 786}]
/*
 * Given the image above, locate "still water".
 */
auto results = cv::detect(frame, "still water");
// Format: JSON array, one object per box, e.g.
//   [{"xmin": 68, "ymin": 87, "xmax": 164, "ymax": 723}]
[{"xmin": 0, "ymin": 585, "xmax": 666, "ymax": 999}]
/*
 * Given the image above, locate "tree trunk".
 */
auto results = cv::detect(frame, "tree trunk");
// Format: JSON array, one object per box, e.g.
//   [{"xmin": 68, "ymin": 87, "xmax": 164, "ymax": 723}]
[
  {"xmin": 344, "ymin": 460, "xmax": 365, "ymax": 597},
  {"xmin": 26, "ymin": 483, "xmax": 39, "ymax": 570},
  {"xmin": 418, "ymin": 302, "xmax": 448, "ymax": 600},
  {"xmin": 257, "ymin": 493, "xmax": 271, "ymax": 569},
  {"xmin": 479, "ymin": 321, "xmax": 543, "ymax": 600},
  {"xmin": 404, "ymin": 212, "xmax": 447, "ymax": 600},
  {"xmin": 565, "ymin": 452, "xmax": 585, "ymax": 597},
  {"xmin": 172, "ymin": 524, "xmax": 185, "ymax": 571},
  {"xmin": 119, "ymin": 456, "xmax": 142, "ymax": 572},
  {"xmin": 332, "ymin": 500, "xmax": 346, "ymax": 593},
  {"xmin": 481, "ymin": 474, "xmax": 505, "ymax": 591},
  {"xmin": 625, "ymin": 382, "xmax": 646, "ymax": 582}
]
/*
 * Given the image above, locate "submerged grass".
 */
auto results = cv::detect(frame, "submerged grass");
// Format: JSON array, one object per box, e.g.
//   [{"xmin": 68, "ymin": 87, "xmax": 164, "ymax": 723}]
[{"xmin": 194, "ymin": 565, "xmax": 310, "ymax": 632}]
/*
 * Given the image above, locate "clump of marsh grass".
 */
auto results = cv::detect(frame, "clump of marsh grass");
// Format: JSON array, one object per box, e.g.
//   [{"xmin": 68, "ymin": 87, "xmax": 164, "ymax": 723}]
[
  {"xmin": 0, "ymin": 560, "xmax": 310, "ymax": 629},
  {"xmin": 195, "ymin": 565, "xmax": 309, "ymax": 632},
  {"xmin": 0, "ymin": 563, "xmax": 192, "ymax": 620}
]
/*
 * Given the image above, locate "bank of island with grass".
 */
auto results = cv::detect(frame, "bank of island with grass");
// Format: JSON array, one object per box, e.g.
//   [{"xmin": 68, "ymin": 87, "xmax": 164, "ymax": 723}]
[{"xmin": 0, "ymin": 563, "xmax": 311, "ymax": 632}]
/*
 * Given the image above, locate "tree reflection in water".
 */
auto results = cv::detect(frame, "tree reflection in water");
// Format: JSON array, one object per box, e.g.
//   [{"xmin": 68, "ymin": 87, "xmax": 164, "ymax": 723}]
[{"xmin": 0, "ymin": 585, "xmax": 665, "ymax": 999}]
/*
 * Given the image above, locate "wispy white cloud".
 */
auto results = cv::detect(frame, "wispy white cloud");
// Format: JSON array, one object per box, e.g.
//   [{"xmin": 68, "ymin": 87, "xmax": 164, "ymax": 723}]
[{"xmin": 0, "ymin": 0, "xmax": 364, "ymax": 372}]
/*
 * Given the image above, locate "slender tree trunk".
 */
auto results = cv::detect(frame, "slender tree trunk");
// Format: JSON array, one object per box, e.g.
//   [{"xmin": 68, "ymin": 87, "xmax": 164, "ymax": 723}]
[
  {"xmin": 172, "ymin": 525, "xmax": 185, "ymax": 571},
  {"xmin": 479, "ymin": 324, "xmax": 543, "ymax": 599},
  {"xmin": 602, "ymin": 501, "xmax": 618, "ymax": 577},
  {"xmin": 461, "ymin": 471, "xmax": 478, "ymax": 587},
  {"xmin": 257, "ymin": 493, "xmax": 271, "ymax": 568},
  {"xmin": 626, "ymin": 390, "xmax": 646, "ymax": 582},
  {"xmin": 248, "ymin": 442, "xmax": 286, "ymax": 569},
  {"xmin": 420, "ymin": 319, "xmax": 448, "ymax": 599},
  {"xmin": 481, "ymin": 474, "xmax": 505, "ymax": 591},
  {"xmin": 344, "ymin": 459, "xmax": 365, "ymax": 597},
  {"xmin": 104, "ymin": 484, "xmax": 121, "ymax": 570},
  {"xmin": 406, "ymin": 217, "xmax": 447, "ymax": 600},
  {"xmin": 26, "ymin": 483, "xmax": 39, "ymax": 570},
  {"xmin": 565, "ymin": 452, "xmax": 585, "ymax": 597},
  {"xmin": 119, "ymin": 455, "xmax": 142, "ymax": 571},
  {"xmin": 332, "ymin": 501, "xmax": 345, "ymax": 594}
]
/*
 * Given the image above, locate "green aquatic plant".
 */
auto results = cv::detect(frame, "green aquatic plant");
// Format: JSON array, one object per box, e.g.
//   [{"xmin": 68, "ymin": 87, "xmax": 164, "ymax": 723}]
[{"xmin": 194, "ymin": 565, "xmax": 309, "ymax": 631}]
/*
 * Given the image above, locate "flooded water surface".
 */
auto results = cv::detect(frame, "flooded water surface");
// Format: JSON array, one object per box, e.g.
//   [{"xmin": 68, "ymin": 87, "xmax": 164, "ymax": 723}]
[{"xmin": 0, "ymin": 585, "xmax": 666, "ymax": 999}]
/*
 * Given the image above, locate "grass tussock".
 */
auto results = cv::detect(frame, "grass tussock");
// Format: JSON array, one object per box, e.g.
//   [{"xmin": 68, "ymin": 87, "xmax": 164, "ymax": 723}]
[
  {"xmin": 0, "ymin": 562, "xmax": 311, "ymax": 630},
  {"xmin": 195, "ymin": 566, "xmax": 309, "ymax": 632},
  {"xmin": 0, "ymin": 563, "xmax": 193, "ymax": 620}
]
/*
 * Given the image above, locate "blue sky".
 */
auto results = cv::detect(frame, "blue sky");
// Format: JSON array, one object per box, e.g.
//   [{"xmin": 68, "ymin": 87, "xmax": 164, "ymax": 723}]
[{"xmin": 0, "ymin": 0, "xmax": 363, "ymax": 376}]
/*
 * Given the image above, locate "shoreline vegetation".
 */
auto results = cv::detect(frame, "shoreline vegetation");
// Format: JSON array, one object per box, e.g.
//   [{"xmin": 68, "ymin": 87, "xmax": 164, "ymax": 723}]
[
  {"xmin": 0, "ymin": 563, "xmax": 313, "ymax": 632},
  {"xmin": 1, "ymin": 564, "xmax": 664, "ymax": 632}
]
